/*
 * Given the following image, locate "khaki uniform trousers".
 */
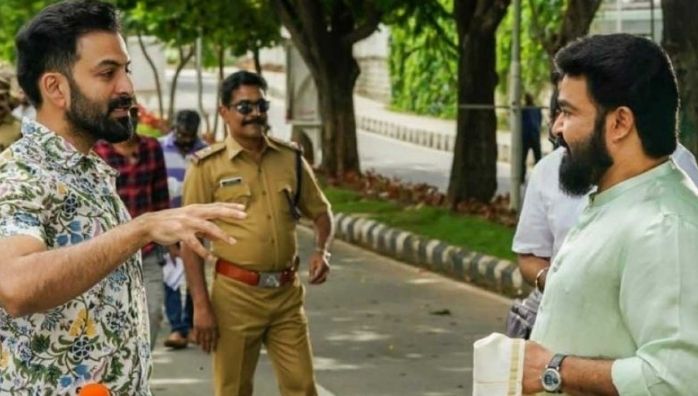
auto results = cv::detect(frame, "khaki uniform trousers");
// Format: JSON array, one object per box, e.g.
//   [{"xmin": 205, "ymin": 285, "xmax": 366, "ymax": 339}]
[{"xmin": 211, "ymin": 274, "xmax": 317, "ymax": 396}]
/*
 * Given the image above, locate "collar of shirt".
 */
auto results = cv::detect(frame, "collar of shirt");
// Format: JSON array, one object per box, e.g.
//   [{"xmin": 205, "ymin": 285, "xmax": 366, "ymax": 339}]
[
  {"xmin": 589, "ymin": 159, "xmax": 674, "ymax": 207},
  {"xmin": 161, "ymin": 131, "xmax": 207, "ymax": 154},
  {"xmin": 21, "ymin": 118, "xmax": 117, "ymax": 177},
  {"xmin": 224, "ymin": 133, "xmax": 281, "ymax": 160}
]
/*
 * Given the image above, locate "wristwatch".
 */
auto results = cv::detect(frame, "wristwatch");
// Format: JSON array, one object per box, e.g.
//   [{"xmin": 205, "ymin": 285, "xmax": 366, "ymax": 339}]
[{"xmin": 541, "ymin": 353, "xmax": 567, "ymax": 393}]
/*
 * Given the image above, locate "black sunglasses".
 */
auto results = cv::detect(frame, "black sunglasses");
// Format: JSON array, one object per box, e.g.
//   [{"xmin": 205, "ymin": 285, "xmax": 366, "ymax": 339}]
[{"xmin": 230, "ymin": 99, "xmax": 270, "ymax": 116}]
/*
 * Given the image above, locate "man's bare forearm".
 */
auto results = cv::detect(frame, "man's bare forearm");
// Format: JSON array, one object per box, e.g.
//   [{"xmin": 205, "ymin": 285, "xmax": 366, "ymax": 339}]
[
  {"xmin": 0, "ymin": 218, "xmax": 149, "ymax": 317},
  {"xmin": 562, "ymin": 357, "xmax": 618, "ymax": 396},
  {"xmin": 181, "ymin": 243, "xmax": 209, "ymax": 308},
  {"xmin": 313, "ymin": 211, "xmax": 334, "ymax": 251},
  {"xmin": 518, "ymin": 254, "xmax": 550, "ymax": 287}
]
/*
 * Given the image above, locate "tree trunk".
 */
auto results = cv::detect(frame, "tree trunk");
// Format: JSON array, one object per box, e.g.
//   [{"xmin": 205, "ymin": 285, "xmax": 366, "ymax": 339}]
[
  {"xmin": 270, "ymin": 0, "xmax": 375, "ymax": 178},
  {"xmin": 253, "ymin": 46, "xmax": 263, "ymax": 76},
  {"xmin": 448, "ymin": 0, "xmax": 509, "ymax": 205},
  {"xmin": 314, "ymin": 47, "xmax": 361, "ymax": 176},
  {"xmin": 662, "ymin": 0, "xmax": 698, "ymax": 156},
  {"xmin": 213, "ymin": 45, "xmax": 225, "ymax": 140},
  {"xmin": 195, "ymin": 35, "xmax": 211, "ymax": 135},
  {"xmin": 168, "ymin": 45, "xmax": 195, "ymax": 125},
  {"xmin": 136, "ymin": 32, "xmax": 164, "ymax": 121},
  {"xmin": 449, "ymin": 30, "xmax": 499, "ymax": 204}
]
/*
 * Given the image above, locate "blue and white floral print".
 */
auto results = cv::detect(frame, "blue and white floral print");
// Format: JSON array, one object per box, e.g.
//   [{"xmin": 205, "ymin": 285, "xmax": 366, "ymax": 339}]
[{"xmin": 0, "ymin": 120, "xmax": 151, "ymax": 395}]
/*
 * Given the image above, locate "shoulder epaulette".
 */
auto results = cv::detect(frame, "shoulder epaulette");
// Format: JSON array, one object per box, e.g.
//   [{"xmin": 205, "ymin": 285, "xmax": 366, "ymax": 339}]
[
  {"xmin": 268, "ymin": 136, "xmax": 303, "ymax": 154},
  {"xmin": 190, "ymin": 142, "xmax": 226, "ymax": 164}
]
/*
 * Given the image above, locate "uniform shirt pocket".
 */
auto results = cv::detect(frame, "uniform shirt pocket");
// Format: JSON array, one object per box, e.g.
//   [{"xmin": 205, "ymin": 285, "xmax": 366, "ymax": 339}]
[{"xmin": 215, "ymin": 181, "xmax": 252, "ymax": 208}]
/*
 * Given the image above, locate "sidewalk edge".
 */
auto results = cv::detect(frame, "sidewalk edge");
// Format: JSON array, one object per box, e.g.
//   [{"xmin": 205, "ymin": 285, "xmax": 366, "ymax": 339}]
[{"xmin": 318, "ymin": 213, "xmax": 530, "ymax": 299}]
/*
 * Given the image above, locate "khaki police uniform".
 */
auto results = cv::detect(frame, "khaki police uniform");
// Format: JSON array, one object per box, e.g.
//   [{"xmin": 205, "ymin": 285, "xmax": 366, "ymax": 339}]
[
  {"xmin": 182, "ymin": 133, "xmax": 330, "ymax": 396},
  {"xmin": 0, "ymin": 114, "xmax": 21, "ymax": 152}
]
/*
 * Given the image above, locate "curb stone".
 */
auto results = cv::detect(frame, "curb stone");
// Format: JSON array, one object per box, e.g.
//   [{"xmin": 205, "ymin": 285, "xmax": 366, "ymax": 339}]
[{"xmin": 332, "ymin": 213, "xmax": 529, "ymax": 298}]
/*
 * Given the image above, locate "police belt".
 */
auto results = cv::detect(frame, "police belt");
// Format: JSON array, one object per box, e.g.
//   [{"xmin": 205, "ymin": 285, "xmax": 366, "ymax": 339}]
[{"xmin": 215, "ymin": 258, "xmax": 297, "ymax": 288}]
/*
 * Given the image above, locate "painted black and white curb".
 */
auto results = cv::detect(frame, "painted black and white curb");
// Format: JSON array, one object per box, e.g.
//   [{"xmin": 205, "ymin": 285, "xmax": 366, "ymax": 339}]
[{"xmin": 333, "ymin": 213, "xmax": 529, "ymax": 298}]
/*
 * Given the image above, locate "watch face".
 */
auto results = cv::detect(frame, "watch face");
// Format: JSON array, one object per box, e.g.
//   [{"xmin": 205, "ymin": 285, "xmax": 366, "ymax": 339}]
[{"xmin": 542, "ymin": 368, "xmax": 562, "ymax": 392}]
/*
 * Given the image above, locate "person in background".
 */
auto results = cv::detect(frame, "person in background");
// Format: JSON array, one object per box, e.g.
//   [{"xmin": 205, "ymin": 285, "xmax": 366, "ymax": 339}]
[
  {"xmin": 521, "ymin": 92, "xmax": 543, "ymax": 181},
  {"xmin": 182, "ymin": 71, "xmax": 334, "ymax": 396},
  {"xmin": 158, "ymin": 109, "xmax": 207, "ymax": 349}
]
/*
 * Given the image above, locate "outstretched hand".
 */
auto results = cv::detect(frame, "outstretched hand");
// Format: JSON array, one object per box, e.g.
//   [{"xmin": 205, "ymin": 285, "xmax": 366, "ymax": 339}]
[{"xmin": 139, "ymin": 203, "xmax": 246, "ymax": 259}]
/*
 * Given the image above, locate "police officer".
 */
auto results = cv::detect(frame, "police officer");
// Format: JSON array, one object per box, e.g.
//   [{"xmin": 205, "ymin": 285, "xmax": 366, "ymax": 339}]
[
  {"xmin": 0, "ymin": 76, "xmax": 21, "ymax": 151},
  {"xmin": 181, "ymin": 70, "xmax": 334, "ymax": 396}
]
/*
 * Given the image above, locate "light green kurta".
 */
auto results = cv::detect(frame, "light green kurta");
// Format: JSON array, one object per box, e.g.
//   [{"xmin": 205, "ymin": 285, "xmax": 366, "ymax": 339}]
[{"xmin": 530, "ymin": 160, "xmax": 698, "ymax": 395}]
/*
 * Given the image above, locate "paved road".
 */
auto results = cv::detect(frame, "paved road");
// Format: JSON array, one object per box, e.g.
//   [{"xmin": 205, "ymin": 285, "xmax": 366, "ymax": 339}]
[{"xmin": 149, "ymin": 228, "xmax": 511, "ymax": 395}]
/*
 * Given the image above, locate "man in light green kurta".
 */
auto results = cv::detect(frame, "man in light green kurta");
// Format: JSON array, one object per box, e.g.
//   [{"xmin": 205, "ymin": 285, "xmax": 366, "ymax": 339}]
[
  {"xmin": 521, "ymin": 34, "xmax": 698, "ymax": 395},
  {"xmin": 531, "ymin": 161, "xmax": 698, "ymax": 395}
]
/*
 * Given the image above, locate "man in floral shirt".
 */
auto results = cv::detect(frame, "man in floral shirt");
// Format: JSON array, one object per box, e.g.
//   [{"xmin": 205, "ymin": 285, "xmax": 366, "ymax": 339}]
[{"xmin": 0, "ymin": 1, "xmax": 245, "ymax": 394}]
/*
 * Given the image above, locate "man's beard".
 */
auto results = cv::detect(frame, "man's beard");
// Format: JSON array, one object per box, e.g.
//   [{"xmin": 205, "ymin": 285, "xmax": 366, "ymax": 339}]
[
  {"xmin": 558, "ymin": 113, "xmax": 614, "ymax": 196},
  {"xmin": 65, "ymin": 77, "xmax": 134, "ymax": 143}
]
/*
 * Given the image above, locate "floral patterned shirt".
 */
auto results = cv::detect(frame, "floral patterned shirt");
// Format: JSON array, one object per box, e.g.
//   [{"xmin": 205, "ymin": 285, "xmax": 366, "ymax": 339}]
[{"xmin": 0, "ymin": 120, "xmax": 151, "ymax": 395}]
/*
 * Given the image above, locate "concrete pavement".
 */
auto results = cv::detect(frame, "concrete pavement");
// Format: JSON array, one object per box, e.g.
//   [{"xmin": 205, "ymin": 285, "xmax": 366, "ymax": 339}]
[{"xmin": 149, "ymin": 228, "xmax": 510, "ymax": 395}]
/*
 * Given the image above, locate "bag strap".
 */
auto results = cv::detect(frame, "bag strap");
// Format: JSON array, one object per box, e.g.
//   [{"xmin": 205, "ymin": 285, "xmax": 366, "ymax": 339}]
[{"xmin": 293, "ymin": 147, "xmax": 302, "ymax": 208}]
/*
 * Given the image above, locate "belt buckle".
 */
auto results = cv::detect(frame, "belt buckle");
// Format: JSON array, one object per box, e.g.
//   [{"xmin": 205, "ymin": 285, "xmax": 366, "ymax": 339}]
[{"xmin": 258, "ymin": 272, "xmax": 282, "ymax": 288}]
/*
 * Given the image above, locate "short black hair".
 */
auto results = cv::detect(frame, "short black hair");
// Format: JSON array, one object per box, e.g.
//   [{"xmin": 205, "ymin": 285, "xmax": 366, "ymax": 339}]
[
  {"xmin": 220, "ymin": 71, "xmax": 267, "ymax": 107},
  {"xmin": 15, "ymin": 0, "xmax": 121, "ymax": 108},
  {"xmin": 554, "ymin": 33, "xmax": 679, "ymax": 158},
  {"xmin": 175, "ymin": 109, "xmax": 201, "ymax": 133}
]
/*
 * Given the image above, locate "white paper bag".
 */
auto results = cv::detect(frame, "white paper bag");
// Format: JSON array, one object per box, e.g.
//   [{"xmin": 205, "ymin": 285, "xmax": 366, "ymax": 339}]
[{"xmin": 472, "ymin": 332, "xmax": 525, "ymax": 396}]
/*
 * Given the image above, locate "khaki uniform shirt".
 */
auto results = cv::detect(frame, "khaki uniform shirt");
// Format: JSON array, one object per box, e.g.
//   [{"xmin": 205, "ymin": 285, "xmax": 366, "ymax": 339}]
[
  {"xmin": 182, "ymin": 134, "xmax": 330, "ymax": 272},
  {"xmin": 0, "ymin": 114, "xmax": 21, "ymax": 152}
]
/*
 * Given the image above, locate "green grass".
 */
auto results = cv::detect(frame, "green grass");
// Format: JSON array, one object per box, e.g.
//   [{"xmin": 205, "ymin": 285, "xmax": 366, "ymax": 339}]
[{"xmin": 324, "ymin": 186, "xmax": 515, "ymax": 260}]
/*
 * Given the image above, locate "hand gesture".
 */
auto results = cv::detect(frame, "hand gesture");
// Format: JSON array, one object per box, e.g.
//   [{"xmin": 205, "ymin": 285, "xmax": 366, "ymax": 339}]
[{"xmin": 140, "ymin": 203, "xmax": 246, "ymax": 260}]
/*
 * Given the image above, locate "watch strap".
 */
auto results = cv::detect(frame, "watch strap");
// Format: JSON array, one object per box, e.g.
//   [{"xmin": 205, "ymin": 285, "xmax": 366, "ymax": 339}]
[{"xmin": 547, "ymin": 353, "xmax": 567, "ymax": 371}]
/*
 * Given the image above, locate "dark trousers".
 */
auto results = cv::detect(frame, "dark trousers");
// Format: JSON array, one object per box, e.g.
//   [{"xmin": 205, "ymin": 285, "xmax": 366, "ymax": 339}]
[
  {"xmin": 164, "ymin": 283, "xmax": 193, "ymax": 336},
  {"xmin": 521, "ymin": 135, "xmax": 542, "ymax": 181}
]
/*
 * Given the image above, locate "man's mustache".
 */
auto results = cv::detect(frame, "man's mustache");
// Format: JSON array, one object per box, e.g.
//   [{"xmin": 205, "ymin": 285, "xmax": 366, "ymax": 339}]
[
  {"xmin": 242, "ymin": 117, "xmax": 267, "ymax": 126},
  {"xmin": 108, "ymin": 95, "xmax": 134, "ymax": 113}
]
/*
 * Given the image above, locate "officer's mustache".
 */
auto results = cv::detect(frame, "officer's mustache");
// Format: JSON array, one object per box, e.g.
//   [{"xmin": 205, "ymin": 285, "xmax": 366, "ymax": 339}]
[{"xmin": 242, "ymin": 117, "xmax": 267, "ymax": 126}]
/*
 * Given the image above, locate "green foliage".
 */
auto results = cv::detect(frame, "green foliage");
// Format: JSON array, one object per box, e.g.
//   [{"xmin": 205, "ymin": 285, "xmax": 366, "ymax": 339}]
[
  {"xmin": 0, "ymin": 0, "xmax": 57, "ymax": 62},
  {"xmin": 388, "ymin": 0, "xmax": 566, "ymax": 118},
  {"xmin": 118, "ymin": 0, "xmax": 199, "ymax": 46},
  {"xmin": 388, "ymin": 0, "xmax": 458, "ymax": 119},
  {"xmin": 496, "ymin": 0, "xmax": 565, "ymax": 96},
  {"xmin": 193, "ymin": 0, "xmax": 281, "ymax": 68},
  {"xmin": 117, "ymin": 0, "xmax": 280, "ymax": 68}
]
